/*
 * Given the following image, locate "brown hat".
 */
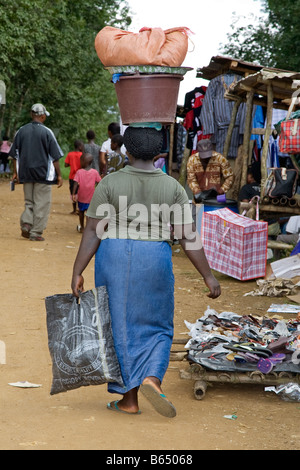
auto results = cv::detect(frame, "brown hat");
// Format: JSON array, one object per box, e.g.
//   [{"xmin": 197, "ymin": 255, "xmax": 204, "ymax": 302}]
[{"xmin": 197, "ymin": 139, "xmax": 213, "ymax": 159}]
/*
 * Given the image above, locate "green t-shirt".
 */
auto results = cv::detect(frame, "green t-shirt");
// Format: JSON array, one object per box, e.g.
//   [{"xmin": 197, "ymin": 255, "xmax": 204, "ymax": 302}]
[{"xmin": 87, "ymin": 165, "xmax": 193, "ymax": 244}]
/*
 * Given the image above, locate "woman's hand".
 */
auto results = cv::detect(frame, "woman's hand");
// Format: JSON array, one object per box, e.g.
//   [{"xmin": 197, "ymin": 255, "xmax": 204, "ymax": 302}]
[
  {"xmin": 72, "ymin": 274, "xmax": 84, "ymax": 297},
  {"xmin": 204, "ymin": 273, "xmax": 221, "ymax": 299}
]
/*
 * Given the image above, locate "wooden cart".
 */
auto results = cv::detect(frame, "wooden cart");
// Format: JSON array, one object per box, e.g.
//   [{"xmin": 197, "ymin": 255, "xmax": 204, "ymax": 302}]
[{"xmin": 170, "ymin": 339, "xmax": 300, "ymax": 400}]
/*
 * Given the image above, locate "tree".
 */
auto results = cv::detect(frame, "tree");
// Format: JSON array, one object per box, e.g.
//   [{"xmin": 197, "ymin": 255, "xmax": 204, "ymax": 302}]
[
  {"xmin": 0, "ymin": 0, "xmax": 132, "ymax": 149},
  {"xmin": 220, "ymin": 0, "xmax": 300, "ymax": 71}
]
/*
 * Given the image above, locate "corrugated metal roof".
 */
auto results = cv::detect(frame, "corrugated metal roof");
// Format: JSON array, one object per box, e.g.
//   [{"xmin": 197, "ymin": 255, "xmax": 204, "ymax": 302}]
[{"xmin": 196, "ymin": 55, "xmax": 264, "ymax": 80}]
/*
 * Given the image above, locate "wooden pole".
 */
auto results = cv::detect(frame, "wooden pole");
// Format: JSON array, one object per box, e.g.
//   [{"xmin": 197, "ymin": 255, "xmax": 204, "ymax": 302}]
[
  {"xmin": 168, "ymin": 123, "xmax": 175, "ymax": 177},
  {"xmin": 240, "ymin": 90, "xmax": 254, "ymax": 188},
  {"xmin": 223, "ymin": 97, "xmax": 242, "ymax": 158},
  {"xmin": 260, "ymin": 83, "xmax": 274, "ymax": 194},
  {"xmin": 178, "ymin": 146, "xmax": 191, "ymax": 187}
]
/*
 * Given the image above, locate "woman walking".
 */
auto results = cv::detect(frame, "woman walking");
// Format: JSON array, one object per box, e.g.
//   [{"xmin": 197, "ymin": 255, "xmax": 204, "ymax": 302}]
[{"xmin": 71, "ymin": 127, "xmax": 221, "ymax": 418}]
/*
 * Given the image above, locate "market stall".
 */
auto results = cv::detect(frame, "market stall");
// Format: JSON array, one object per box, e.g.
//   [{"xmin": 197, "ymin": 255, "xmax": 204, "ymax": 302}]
[{"xmin": 224, "ymin": 67, "xmax": 300, "ymax": 218}]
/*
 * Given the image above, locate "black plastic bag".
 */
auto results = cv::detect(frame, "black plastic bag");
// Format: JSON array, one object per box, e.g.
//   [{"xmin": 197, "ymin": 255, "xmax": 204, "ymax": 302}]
[
  {"xmin": 45, "ymin": 286, "xmax": 124, "ymax": 395},
  {"xmin": 194, "ymin": 189, "xmax": 218, "ymax": 203}
]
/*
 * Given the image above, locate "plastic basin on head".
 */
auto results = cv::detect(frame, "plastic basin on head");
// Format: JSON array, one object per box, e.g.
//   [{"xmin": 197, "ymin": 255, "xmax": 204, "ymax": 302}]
[{"xmin": 114, "ymin": 74, "xmax": 183, "ymax": 125}]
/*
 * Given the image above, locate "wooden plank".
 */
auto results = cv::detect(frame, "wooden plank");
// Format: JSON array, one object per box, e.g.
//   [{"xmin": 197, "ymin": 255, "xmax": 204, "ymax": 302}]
[
  {"xmin": 259, "ymin": 204, "xmax": 300, "ymax": 215},
  {"xmin": 251, "ymin": 128, "xmax": 266, "ymax": 135}
]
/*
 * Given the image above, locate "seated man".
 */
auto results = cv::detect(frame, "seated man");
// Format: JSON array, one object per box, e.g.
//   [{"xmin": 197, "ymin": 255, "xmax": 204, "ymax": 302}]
[{"xmin": 187, "ymin": 139, "xmax": 234, "ymax": 198}]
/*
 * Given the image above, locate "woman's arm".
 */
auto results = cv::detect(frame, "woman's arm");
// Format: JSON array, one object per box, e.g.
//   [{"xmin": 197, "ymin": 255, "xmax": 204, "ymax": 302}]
[{"xmin": 71, "ymin": 217, "xmax": 107, "ymax": 296}]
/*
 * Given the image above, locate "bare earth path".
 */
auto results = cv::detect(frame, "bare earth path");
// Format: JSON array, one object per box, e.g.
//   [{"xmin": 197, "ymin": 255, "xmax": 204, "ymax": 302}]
[{"xmin": 0, "ymin": 179, "xmax": 299, "ymax": 451}]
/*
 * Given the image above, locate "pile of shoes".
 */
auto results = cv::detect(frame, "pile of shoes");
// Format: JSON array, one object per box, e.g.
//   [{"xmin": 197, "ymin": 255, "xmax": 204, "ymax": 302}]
[{"xmin": 185, "ymin": 307, "xmax": 300, "ymax": 374}]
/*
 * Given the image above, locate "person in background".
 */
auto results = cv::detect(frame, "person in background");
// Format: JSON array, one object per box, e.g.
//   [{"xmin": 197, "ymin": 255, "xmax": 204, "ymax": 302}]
[
  {"xmin": 0, "ymin": 135, "xmax": 12, "ymax": 173},
  {"xmin": 9, "ymin": 103, "xmax": 63, "ymax": 241},
  {"xmin": 106, "ymin": 134, "xmax": 126, "ymax": 174},
  {"xmin": 84, "ymin": 130, "xmax": 101, "ymax": 174},
  {"xmin": 274, "ymin": 216, "xmax": 300, "ymax": 258},
  {"xmin": 100, "ymin": 122, "xmax": 126, "ymax": 176},
  {"xmin": 64, "ymin": 139, "xmax": 84, "ymax": 214},
  {"xmin": 72, "ymin": 153, "xmax": 101, "ymax": 233},
  {"xmin": 238, "ymin": 167, "xmax": 261, "ymax": 202},
  {"xmin": 187, "ymin": 138, "xmax": 234, "ymax": 197},
  {"xmin": 71, "ymin": 127, "xmax": 221, "ymax": 418}
]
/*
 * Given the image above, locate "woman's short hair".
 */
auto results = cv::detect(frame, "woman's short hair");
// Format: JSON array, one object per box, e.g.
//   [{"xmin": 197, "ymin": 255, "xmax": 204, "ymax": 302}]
[{"xmin": 123, "ymin": 127, "xmax": 163, "ymax": 160}]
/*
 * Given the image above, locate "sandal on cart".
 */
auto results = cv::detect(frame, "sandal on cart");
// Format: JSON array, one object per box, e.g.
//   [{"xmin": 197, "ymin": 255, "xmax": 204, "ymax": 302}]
[
  {"xmin": 224, "ymin": 342, "xmax": 272, "ymax": 358},
  {"xmin": 269, "ymin": 353, "xmax": 286, "ymax": 364},
  {"xmin": 257, "ymin": 358, "xmax": 273, "ymax": 374}
]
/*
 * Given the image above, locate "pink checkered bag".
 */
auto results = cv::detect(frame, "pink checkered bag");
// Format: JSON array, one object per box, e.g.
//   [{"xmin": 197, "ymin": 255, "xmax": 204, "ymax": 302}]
[
  {"xmin": 201, "ymin": 208, "xmax": 268, "ymax": 281},
  {"xmin": 278, "ymin": 95, "xmax": 300, "ymax": 154}
]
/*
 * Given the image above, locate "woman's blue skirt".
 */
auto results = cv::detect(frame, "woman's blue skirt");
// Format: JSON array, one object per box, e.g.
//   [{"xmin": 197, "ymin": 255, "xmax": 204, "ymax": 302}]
[{"xmin": 95, "ymin": 238, "xmax": 174, "ymax": 395}]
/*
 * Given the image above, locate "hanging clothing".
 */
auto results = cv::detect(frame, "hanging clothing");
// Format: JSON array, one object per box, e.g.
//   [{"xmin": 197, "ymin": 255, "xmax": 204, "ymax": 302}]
[
  {"xmin": 172, "ymin": 123, "xmax": 187, "ymax": 170},
  {"xmin": 200, "ymin": 73, "xmax": 247, "ymax": 158},
  {"xmin": 183, "ymin": 86, "xmax": 209, "ymax": 151},
  {"xmin": 266, "ymin": 108, "xmax": 289, "ymax": 173},
  {"xmin": 251, "ymin": 105, "xmax": 265, "ymax": 150}
]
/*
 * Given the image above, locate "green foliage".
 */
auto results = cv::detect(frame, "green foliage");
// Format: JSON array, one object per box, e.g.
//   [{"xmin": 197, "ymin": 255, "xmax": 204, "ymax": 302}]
[
  {"xmin": 267, "ymin": 0, "xmax": 300, "ymax": 70},
  {"xmin": 0, "ymin": 0, "xmax": 132, "ymax": 152},
  {"xmin": 220, "ymin": 0, "xmax": 300, "ymax": 71}
]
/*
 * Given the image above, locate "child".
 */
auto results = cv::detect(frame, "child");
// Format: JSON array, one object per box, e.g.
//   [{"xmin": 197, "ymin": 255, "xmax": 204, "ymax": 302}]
[
  {"xmin": 106, "ymin": 133, "xmax": 127, "ymax": 174},
  {"xmin": 72, "ymin": 153, "xmax": 101, "ymax": 232},
  {"xmin": 0, "ymin": 135, "xmax": 12, "ymax": 173},
  {"xmin": 64, "ymin": 139, "xmax": 84, "ymax": 214}
]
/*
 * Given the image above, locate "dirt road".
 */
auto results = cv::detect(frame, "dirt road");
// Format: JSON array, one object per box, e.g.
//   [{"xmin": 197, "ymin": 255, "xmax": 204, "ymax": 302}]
[{"xmin": 0, "ymin": 179, "xmax": 299, "ymax": 451}]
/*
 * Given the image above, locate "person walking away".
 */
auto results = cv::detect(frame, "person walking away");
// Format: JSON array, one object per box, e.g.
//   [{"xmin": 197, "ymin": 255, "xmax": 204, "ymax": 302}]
[
  {"xmin": 9, "ymin": 103, "xmax": 63, "ymax": 241},
  {"xmin": 64, "ymin": 139, "xmax": 84, "ymax": 214},
  {"xmin": 71, "ymin": 127, "xmax": 221, "ymax": 418},
  {"xmin": 84, "ymin": 130, "xmax": 101, "ymax": 174},
  {"xmin": 100, "ymin": 122, "xmax": 127, "ymax": 176},
  {"xmin": 0, "ymin": 135, "xmax": 12, "ymax": 174},
  {"xmin": 72, "ymin": 153, "xmax": 101, "ymax": 233}
]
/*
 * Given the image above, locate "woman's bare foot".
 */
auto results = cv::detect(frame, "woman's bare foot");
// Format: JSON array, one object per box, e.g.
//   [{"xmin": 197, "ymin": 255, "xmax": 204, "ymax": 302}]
[
  {"xmin": 140, "ymin": 376, "xmax": 176, "ymax": 418},
  {"xmin": 142, "ymin": 376, "xmax": 163, "ymax": 394},
  {"xmin": 110, "ymin": 388, "xmax": 139, "ymax": 414}
]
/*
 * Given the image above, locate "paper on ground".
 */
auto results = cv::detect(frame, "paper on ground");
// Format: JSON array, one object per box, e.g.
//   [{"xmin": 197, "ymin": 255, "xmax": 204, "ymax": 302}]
[
  {"xmin": 267, "ymin": 303, "xmax": 300, "ymax": 313},
  {"xmin": 271, "ymin": 254, "xmax": 300, "ymax": 279},
  {"xmin": 8, "ymin": 381, "xmax": 42, "ymax": 388}
]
